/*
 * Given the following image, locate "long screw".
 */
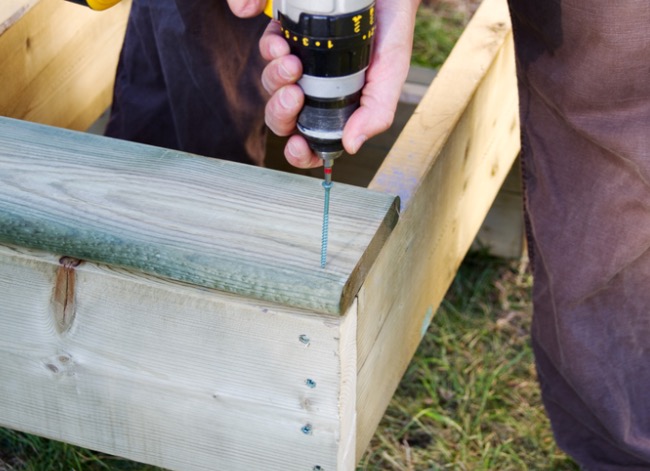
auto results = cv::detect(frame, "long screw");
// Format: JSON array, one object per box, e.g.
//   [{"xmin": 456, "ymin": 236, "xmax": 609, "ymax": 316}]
[{"xmin": 320, "ymin": 161, "xmax": 333, "ymax": 268}]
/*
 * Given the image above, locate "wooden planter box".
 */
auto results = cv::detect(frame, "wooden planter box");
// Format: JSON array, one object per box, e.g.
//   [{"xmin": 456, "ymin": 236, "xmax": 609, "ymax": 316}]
[{"xmin": 0, "ymin": 0, "xmax": 520, "ymax": 469}]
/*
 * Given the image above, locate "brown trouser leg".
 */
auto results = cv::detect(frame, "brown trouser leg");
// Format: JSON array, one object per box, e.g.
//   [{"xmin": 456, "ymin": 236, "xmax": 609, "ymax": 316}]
[
  {"xmin": 508, "ymin": 1, "xmax": 650, "ymax": 468},
  {"xmin": 105, "ymin": 0, "xmax": 269, "ymax": 165}
]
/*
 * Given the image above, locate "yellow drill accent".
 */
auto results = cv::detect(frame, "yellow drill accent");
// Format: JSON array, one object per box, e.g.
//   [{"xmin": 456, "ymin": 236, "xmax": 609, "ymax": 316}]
[
  {"xmin": 85, "ymin": 0, "xmax": 121, "ymax": 10},
  {"xmin": 85, "ymin": 0, "xmax": 272, "ymax": 15},
  {"xmin": 264, "ymin": 0, "xmax": 274, "ymax": 18}
]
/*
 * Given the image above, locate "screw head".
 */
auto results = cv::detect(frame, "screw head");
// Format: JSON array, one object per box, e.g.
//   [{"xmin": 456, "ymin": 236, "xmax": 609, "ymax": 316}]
[
  {"xmin": 298, "ymin": 334, "xmax": 310, "ymax": 345},
  {"xmin": 301, "ymin": 423, "xmax": 313, "ymax": 435},
  {"xmin": 305, "ymin": 378, "xmax": 317, "ymax": 388}
]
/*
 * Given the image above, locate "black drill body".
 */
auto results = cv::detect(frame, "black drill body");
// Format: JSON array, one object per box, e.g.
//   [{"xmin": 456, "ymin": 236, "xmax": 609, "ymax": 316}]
[{"xmin": 276, "ymin": 2, "xmax": 376, "ymax": 159}]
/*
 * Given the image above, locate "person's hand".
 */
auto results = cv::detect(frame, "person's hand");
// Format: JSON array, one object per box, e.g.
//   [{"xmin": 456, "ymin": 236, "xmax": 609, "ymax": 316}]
[
  {"xmin": 226, "ymin": 0, "xmax": 267, "ymax": 18},
  {"xmin": 259, "ymin": 0, "xmax": 421, "ymax": 168}
]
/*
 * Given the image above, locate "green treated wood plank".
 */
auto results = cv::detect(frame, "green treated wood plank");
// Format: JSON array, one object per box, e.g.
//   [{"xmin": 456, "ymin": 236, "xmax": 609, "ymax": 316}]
[{"xmin": 0, "ymin": 117, "xmax": 398, "ymax": 315}]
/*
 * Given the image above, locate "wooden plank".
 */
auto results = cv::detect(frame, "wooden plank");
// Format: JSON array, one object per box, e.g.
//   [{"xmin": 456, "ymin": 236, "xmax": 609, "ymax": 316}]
[
  {"xmin": 0, "ymin": 117, "xmax": 398, "ymax": 315},
  {"xmin": 400, "ymin": 66, "xmax": 524, "ymax": 259},
  {"xmin": 0, "ymin": 0, "xmax": 37, "ymax": 35},
  {"xmin": 0, "ymin": 243, "xmax": 357, "ymax": 471},
  {"xmin": 356, "ymin": 0, "xmax": 520, "ymax": 456},
  {"xmin": 0, "ymin": 0, "xmax": 130, "ymax": 130}
]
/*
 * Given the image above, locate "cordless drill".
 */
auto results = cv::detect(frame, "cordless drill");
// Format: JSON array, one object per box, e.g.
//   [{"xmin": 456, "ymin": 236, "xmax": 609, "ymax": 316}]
[{"xmin": 265, "ymin": 0, "xmax": 376, "ymax": 171}]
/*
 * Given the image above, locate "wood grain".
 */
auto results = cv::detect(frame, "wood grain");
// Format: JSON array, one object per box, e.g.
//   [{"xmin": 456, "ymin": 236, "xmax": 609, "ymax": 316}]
[
  {"xmin": 356, "ymin": 0, "xmax": 521, "ymax": 456},
  {"xmin": 0, "ymin": 244, "xmax": 358, "ymax": 470},
  {"xmin": 0, "ymin": 0, "xmax": 130, "ymax": 130},
  {"xmin": 0, "ymin": 0, "xmax": 37, "ymax": 35},
  {"xmin": 0, "ymin": 117, "xmax": 398, "ymax": 315}
]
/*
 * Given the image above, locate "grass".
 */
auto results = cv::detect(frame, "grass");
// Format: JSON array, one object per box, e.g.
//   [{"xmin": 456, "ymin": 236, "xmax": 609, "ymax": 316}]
[
  {"xmin": 1, "ymin": 2, "xmax": 579, "ymax": 470},
  {"xmin": 411, "ymin": 0, "xmax": 481, "ymax": 68},
  {"xmin": 357, "ymin": 252, "xmax": 578, "ymax": 470},
  {"xmin": 0, "ymin": 430, "xmax": 163, "ymax": 471}
]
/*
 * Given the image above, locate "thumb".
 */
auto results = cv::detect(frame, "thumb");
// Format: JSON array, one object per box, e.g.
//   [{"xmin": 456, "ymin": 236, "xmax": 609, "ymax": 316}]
[{"xmin": 342, "ymin": 89, "xmax": 399, "ymax": 155}]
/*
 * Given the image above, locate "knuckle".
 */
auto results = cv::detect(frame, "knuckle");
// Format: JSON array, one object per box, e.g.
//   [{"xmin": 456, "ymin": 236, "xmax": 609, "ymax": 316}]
[
  {"xmin": 261, "ymin": 70, "xmax": 273, "ymax": 94},
  {"xmin": 265, "ymin": 101, "xmax": 295, "ymax": 136}
]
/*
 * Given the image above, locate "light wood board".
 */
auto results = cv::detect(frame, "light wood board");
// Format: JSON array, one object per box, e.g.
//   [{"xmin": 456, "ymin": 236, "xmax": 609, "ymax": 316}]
[
  {"xmin": 0, "ymin": 0, "xmax": 131, "ymax": 130},
  {"xmin": 0, "ymin": 243, "xmax": 357, "ymax": 470},
  {"xmin": 356, "ymin": 0, "xmax": 521, "ymax": 456},
  {"xmin": 0, "ymin": 117, "xmax": 398, "ymax": 315},
  {"xmin": 0, "ymin": 0, "xmax": 37, "ymax": 35}
]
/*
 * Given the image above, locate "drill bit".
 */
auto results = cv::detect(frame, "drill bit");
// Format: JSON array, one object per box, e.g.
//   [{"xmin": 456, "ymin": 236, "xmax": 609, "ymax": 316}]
[{"xmin": 318, "ymin": 152, "xmax": 341, "ymax": 268}]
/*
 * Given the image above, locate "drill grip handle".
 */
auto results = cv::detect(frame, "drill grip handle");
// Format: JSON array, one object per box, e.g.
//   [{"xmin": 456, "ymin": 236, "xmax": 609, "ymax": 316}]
[{"xmin": 264, "ymin": 0, "xmax": 274, "ymax": 18}]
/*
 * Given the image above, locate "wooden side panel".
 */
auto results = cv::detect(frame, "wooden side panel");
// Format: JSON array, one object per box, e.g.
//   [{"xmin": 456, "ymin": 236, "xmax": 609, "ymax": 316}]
[
  {"xmin": 356, "ymin": 0, "xmax": 520, "ymax": 457},
  {"xmin": 0, "ymin": 0, "xmax": 130, "ymax": 131},
  {"xmin": 0, "ymin": 0, "xmax": 37, "ymax": 34},
  {"xmin": 337, "ymin": 301, "xmax": 358, "ymax": 471},
  {"xmin": 0, "ymin": 244, "xmax": 357, "ymax": 471}
]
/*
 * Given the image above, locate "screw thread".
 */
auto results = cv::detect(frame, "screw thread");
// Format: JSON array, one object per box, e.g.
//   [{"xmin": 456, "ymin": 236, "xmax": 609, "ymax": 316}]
[{"xmin": 320, "ymin": 181, "xmax": 332, "ymax": 268}]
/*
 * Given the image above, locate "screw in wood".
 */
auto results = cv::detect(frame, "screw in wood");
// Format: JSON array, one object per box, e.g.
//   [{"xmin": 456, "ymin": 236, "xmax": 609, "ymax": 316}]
[
  {"xmin": 305, "ymin": 378, "xmax": 317, "ymax": 388},
  {"xmin": 301, "ymin": 423, "xmax": 313, "ymax": 435},
  {"xmin": 298, "ymin": 334, "xmax": 310, "ymax": 345},
  {"xmin": 320, "ymin": 179, "xmax": 332, "ymax": 269},
  {"xmin": 320, "ymin": 158, "xmax": 334, "ymax": 269}
]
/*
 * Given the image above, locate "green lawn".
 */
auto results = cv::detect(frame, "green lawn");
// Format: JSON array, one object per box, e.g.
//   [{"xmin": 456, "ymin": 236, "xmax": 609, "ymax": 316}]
[
  {"xmin": 412, "ymin": 0, "xmax": 476, "ymax": 69},
  {"xmin": 358, "ymin": 252, "xmax": 578, "ymax": 470}
]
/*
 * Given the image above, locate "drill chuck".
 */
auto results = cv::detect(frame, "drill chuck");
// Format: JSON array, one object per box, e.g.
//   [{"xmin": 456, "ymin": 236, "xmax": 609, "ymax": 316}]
[
  {"xmin": 273, "ymin": 0, "xmax": 376, "ymax": 157},
  {"xmin": 297, "ymin": 92, "xmax": 362, "ymax": 154}
]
